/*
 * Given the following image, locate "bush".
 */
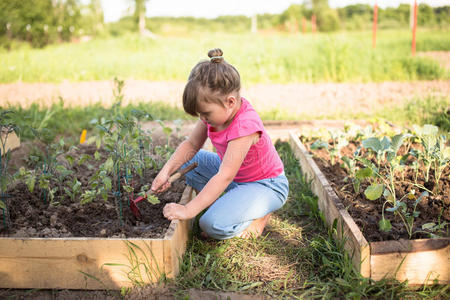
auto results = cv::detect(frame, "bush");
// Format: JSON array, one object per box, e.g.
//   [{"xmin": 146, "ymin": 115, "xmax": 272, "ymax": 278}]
[
  {"xmin": 0, "ymin": 0, "xmax": 82, "ymax": 48},
  {"xmin": 401, "ymin": 57, "xmax": 444, "ymax": 80}
]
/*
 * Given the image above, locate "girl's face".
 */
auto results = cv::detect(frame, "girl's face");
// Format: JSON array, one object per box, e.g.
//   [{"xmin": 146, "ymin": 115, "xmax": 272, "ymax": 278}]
[{"xmin": 197, "ymin": 96, "xmax": 238, "ymax": 129}]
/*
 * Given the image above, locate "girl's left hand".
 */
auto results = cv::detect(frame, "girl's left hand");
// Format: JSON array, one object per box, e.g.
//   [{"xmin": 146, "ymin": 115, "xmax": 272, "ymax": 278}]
[{"xmin": 163, "ymin": 203, "xmax": 191, "ymax": 220}]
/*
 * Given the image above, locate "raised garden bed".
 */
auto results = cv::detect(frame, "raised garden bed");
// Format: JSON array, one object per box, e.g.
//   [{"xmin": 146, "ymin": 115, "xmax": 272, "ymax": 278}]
[
  {"xmin": 288, "ymin": 131, "xmax": 449, "ymax": 285},
  {"xmin": 0, "ymin": 111, "xmax": 195, "ymax": 289},
  {"xmin": 0, "ymin": 186, "xmax": 194, "ymax": 290}
]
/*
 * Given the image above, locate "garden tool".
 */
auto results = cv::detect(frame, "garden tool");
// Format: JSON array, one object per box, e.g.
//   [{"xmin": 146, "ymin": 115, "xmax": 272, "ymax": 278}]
[{"xmin": 130, "ymin": 162, "xmax": 198, "ymax": 219}]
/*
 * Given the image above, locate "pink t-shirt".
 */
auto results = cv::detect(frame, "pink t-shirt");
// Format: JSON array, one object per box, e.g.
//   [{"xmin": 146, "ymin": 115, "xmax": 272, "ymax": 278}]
[{"xmin": 205, "ymin": 98, "xmax": 284, "ymax": 182}]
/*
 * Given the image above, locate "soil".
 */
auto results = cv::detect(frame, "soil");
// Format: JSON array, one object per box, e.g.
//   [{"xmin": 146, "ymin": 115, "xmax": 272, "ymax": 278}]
[
  {"xmin": 300, "ymin": 136, "xmax": 450, "ymax": 242},
  {"xmin": 0, "ymin": 135, "xmax": 186, "ymax": 238}
]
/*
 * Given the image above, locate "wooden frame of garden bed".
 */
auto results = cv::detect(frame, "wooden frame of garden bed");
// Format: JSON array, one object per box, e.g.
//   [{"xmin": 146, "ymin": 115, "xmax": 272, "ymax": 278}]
[
  {"xmin": 0, "ymin": 186, "xmax": 194, "ymax": 290},
  {"xmin": 1, "ymin": 131, "xmax": 20, "ymax": 153},
  {"xmin": 288, "ymin": 131, "xmax": 449, "ymax": 285}
]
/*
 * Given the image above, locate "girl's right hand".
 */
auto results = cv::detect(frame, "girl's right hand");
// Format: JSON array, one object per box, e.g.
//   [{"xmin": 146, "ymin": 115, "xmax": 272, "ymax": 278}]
[{"xmin": 151, "ymin": 171, "xmax": 171, "ymax": 194}]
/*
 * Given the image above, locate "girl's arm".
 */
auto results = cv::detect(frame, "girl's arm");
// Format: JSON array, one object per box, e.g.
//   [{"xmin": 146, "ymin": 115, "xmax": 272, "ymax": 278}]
[
  {"xmin": 151, "ymin": 120, "xmax": 207, "ymax": 193},
  {"xmin": 163, "ymin": 132, "xmax": 259, "ymax": 220}
]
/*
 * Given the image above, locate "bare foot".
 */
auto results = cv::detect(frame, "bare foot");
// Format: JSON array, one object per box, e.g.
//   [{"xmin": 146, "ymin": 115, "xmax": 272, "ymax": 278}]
[{"xmin": 237, "ymin": 213, "xmax": 272, "ymax": 239}]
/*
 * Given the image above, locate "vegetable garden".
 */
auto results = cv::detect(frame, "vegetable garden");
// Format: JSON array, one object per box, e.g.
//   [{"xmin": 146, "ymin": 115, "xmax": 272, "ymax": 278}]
[
  {"xmin": 1, "ymin": 79, "xmax": 186, "ymax": 238},
  {"xmin": 0, "ymin": 27, "xmax": 449, "ymax": 300},
  {"xmin": 301, "ymin": 123, "xmax": 449, "ymax": 241}
]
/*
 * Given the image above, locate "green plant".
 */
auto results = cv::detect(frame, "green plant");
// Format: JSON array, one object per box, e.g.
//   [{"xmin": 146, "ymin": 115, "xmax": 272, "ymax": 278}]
[
  {"xmin": 310, "ymin": 131, "xmax": 348, "ymax": 166},
  {"xmin": 30, "ymin": 134, "xmax": 68, "ymax": 205},
  {"xmin": 413, "ymin": 124, "xmax": 439, "ymax": 183},
  {"xmin": 360, "ymin": 133, "xmax": 408, "ymax": 202},
  {"xmin": 430, "ymin": 133, "xmax": 449, "ymax": 194},
  {"xmin": 412, "ymin": 124, "xmax": 450, "ymax": 194},
  {"xmin": 102, "ymin": 241, "xmax": 164, "ymax": 287},
  {"xmin": 421, "ymin": 208, "xmax": 448, "ymax": 238},
  {"xmin": 0, "ymin": 110, "xmax": 19, "ymax": 229},
  {"xmin": 64, "ymin": 177, "xmax": 82, "ymax": 202},
  {"xmin": 82, "ymin": 78, "xmax": 155, "ymax": 225},
  {"xmin": 384, "ymin": 190, "xmax": 428, "ymax": 238},
  {"xmin": 356, "ymin": 133, "xmax": 429, "ymax": 234}
]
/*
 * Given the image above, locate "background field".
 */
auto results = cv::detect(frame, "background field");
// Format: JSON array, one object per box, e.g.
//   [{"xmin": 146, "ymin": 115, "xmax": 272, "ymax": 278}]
[{"xmin": 1, "ymin": 29, "xmax": 449, "ymax": 84}]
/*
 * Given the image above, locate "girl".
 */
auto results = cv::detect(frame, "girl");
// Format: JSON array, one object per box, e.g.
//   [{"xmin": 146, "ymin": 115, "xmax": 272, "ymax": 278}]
[{"xmin": 151, "ymin": 48, "xmax": 289, "ymax": 239}]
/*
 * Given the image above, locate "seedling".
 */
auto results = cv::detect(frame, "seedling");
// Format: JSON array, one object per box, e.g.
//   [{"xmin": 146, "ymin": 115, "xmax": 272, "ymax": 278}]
[
  {"xmin": 83, "ymin": 78, "xmax": 156, "ymax": 226},
  {"xmin": 0, "ymin": 110, "xmax": 19, "ymax": 229},
  {"xmin": 413, "ymin": 124, "xmax": 438, "ymax": 183},
  {"xmin": 385, "ymin": 191, "xmax": 429, "ymax": 239},
  {"xmin": 130, "ymin": 162, "xmax": 197, "ymax": 219}
]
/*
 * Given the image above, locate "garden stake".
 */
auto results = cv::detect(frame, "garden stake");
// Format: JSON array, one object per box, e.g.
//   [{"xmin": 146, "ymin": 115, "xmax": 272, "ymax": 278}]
[
  {"xmin": 130, "ymin": 162, "xmax": 198, "ymax": 219},
  {"xmin": 1, "ymin": 193, "xmax": 11, "ymax": 229},
  {"xmin": 115, "ymin": 165, "xmax": 124, "ymax": 226},
  {"xmin": 42, "ymin": 161, "xmax": 48, "ymax": 205}
]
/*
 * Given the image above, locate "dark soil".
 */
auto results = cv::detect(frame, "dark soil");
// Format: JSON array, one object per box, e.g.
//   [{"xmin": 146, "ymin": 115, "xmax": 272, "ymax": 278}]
[
  {"xmin": 300, "ymin": 136, "xmax": 449, "ymax": 242},
  {"xmin": 0, "ymin": 136, "xmax": 186, "ymax": 238}
]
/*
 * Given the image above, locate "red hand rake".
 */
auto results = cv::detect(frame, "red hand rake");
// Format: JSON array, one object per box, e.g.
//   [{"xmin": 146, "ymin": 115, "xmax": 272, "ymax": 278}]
[{"xmin": 129, "ymin": 162, "xmax": 198, "ymax": 219}]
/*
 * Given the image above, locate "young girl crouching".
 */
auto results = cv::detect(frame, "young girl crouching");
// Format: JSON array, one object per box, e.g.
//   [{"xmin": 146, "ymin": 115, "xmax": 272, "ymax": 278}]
[{"xmin": 151, "ymin": 48, "xmax": 289, "ymax": 239}]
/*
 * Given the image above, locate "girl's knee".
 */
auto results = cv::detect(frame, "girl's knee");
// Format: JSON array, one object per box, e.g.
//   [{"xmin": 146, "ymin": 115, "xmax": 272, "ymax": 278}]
[
  {"xmin": 199, "ymin": 214, "xmax": 247, "ymax": 240},
  {"xmin": 198, "ymin": 214, "xmax": 215, "ymax": 237},
  {"xmin": 199, "ymin": 214, "xmax": 229, "ymax": 240}
]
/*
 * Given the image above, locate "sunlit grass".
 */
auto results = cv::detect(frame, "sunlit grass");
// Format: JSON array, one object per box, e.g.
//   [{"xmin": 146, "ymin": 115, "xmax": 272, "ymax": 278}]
[
  {"xmin": 3, "ymin": 94, "xmax": 448, "ymax": 143},
  {"xmin": 172, "ymin": 141, "xmax": 449, "ymax": 298},
  {"xmin": 0, "ymin": 29, "xmax": 448, "ymax": 84}
]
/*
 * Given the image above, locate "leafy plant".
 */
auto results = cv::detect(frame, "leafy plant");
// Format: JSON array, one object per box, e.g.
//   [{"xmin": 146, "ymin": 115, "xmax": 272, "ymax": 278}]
[
  {"xmin": 310, "ymin": 131, "xmax": 348, "ymax": 166},
  {"xmin": 360, "ymin": 133, "xmax": 409, "ymax": 203},
  {"xmin": 413, "ymin": 124, "xmax": 438, "ymax": 183},
  {"xmin": 355, "ymin": 133, "xmax": 433, "ymax": 236},
  {"xmin": 384, "ymin": 190, "xmax": 428, "ymax": 238},
  {"xmin": 430, "ymin": 134, "xmax": 450, "ymax": 194},
  {"xmin": 31, "ymin": 134, "xmax": 69, "ymax": 205},
  {"xmin": 82, "ymin": 78, "xmax": 155, "ymax": 225},
  {"xmin": 0, "ymin": 110, "xmax": 19, "ymax": 229},
  {"xmin": 64, "ymin": 178, "xmax": 82, "ymax": 202}
]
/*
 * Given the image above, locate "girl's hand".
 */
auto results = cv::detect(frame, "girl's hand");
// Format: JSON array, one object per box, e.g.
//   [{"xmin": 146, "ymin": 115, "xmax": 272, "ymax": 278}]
[
  {"xmin": 151, "ymin": 171, "xmax": 171, "ymax": 194},
  {"xmin": 163, "ymin": 203, "xmax": 192, "ymax": 220}
]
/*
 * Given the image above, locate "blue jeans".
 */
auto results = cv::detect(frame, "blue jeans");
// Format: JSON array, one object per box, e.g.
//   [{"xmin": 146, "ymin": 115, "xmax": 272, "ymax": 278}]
[{"xmin": 181, "ymin": 150, "xmax": 289, "ymax": 240}]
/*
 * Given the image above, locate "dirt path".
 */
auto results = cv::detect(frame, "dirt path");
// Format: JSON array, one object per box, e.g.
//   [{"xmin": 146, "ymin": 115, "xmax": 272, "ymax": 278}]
[{"xmin": 0, "ymin": 80, "xmax": 449, "ymax": 117}]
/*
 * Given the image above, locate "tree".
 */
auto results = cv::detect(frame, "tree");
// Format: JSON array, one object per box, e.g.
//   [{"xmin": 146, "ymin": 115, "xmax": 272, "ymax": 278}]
[
  {"xmin": 418, "ymin": 4, "xmax": 435, "ymax": 26},
  {"xmin": 308, "ymin": 0, "xmax": 340, "ymax": 32},
  {"xmin": 133, "ymin": 0, "xmax": 156, "ymax": 37},
  {"xmin": 279, "ymin": 4, "xmax": 304, "ymax": 32},
  {"xmin": 0, "ymin": 0, "xmax": 82, "ymax": 48},
  {"xmin": 91, "ymin": 0, "xmax": 104, "ymax": 32}
]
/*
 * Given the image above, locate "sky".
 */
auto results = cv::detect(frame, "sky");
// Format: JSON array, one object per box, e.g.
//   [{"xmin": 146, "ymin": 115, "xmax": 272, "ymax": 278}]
[{"xmin": 98, "ymin": 1, "xmax": 450, "ymax": 23}]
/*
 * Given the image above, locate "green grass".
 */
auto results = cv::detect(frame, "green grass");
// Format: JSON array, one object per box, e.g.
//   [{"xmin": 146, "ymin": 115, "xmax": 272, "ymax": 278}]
[
  {"xmin": 328, "ymin": 95, "xmax": 450, "ymax": 132},
  {"xmin": 4, "ymin": 94, "xmax": 448, "ymax": 144},
  {"xmin": 0, "ymin": 29, "xmax": 448, "ymax": 84},
  {"xmin": 3, "ymin": 100, "xmax": 194, "ymax": 142},
  {"xmin": 260, "ymin": 95, "xmax": 450, "ymax": 132},
  {"xmin": 170, "ymin": 141, "xmax": 449, "ymax": 298}
]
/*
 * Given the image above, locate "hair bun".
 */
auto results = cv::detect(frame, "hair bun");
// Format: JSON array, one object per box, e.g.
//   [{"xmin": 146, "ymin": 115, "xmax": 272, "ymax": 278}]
[{"xmin": 208, "ymin": 48, "xmax": 224, "ymax": 63}]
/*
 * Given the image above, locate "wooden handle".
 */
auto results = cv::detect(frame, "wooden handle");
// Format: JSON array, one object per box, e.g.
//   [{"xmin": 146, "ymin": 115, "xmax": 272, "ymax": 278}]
[{"xmin": 168, "ymin": 162, "xmax": 198, "ymax": 183}]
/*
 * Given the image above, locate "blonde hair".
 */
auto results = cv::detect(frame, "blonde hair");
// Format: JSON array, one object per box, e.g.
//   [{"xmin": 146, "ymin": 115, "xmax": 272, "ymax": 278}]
[{"xmin": 183, "ymin": 48, "xmax": 241, "ymax": 116}]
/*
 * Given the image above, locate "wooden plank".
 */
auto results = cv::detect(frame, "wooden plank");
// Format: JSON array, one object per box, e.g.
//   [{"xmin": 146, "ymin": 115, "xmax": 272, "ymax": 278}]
[
  {"xmin": 371, "ymin": 239, "xmax": 450, "ymax": 284},
  {"xmin": 289, "ymin": 131, "xmax": 370, "ymax": 277},
  {"xmin": 0, "ymin": 186, "xmax": 194, "ymax": 290},
  {"xmin": 0, "ymin": 238, "xmax": 163, "ymax": 289},
  {"xmin": 163, "ymin": 186, "xmax": 194, "ymax": 278},
  {"xmin": 1, "ymin": 131, "xmax": 20, "ymax": 154}
]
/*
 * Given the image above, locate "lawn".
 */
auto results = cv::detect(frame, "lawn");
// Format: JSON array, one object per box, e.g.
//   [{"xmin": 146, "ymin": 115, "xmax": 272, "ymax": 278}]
[{"xmin": 1, "ymin": 29, "xmax": 449, "ymax": 84}]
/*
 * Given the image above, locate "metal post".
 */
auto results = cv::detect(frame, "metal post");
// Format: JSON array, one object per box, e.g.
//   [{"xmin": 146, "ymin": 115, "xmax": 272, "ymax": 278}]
[
  {"xmin": 372, "ymin": 2, "xmax": 378, "ymax": 49},
  {"xmin": 412, "ymin": 0, "xmax": 417, "ymax": 56}
]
